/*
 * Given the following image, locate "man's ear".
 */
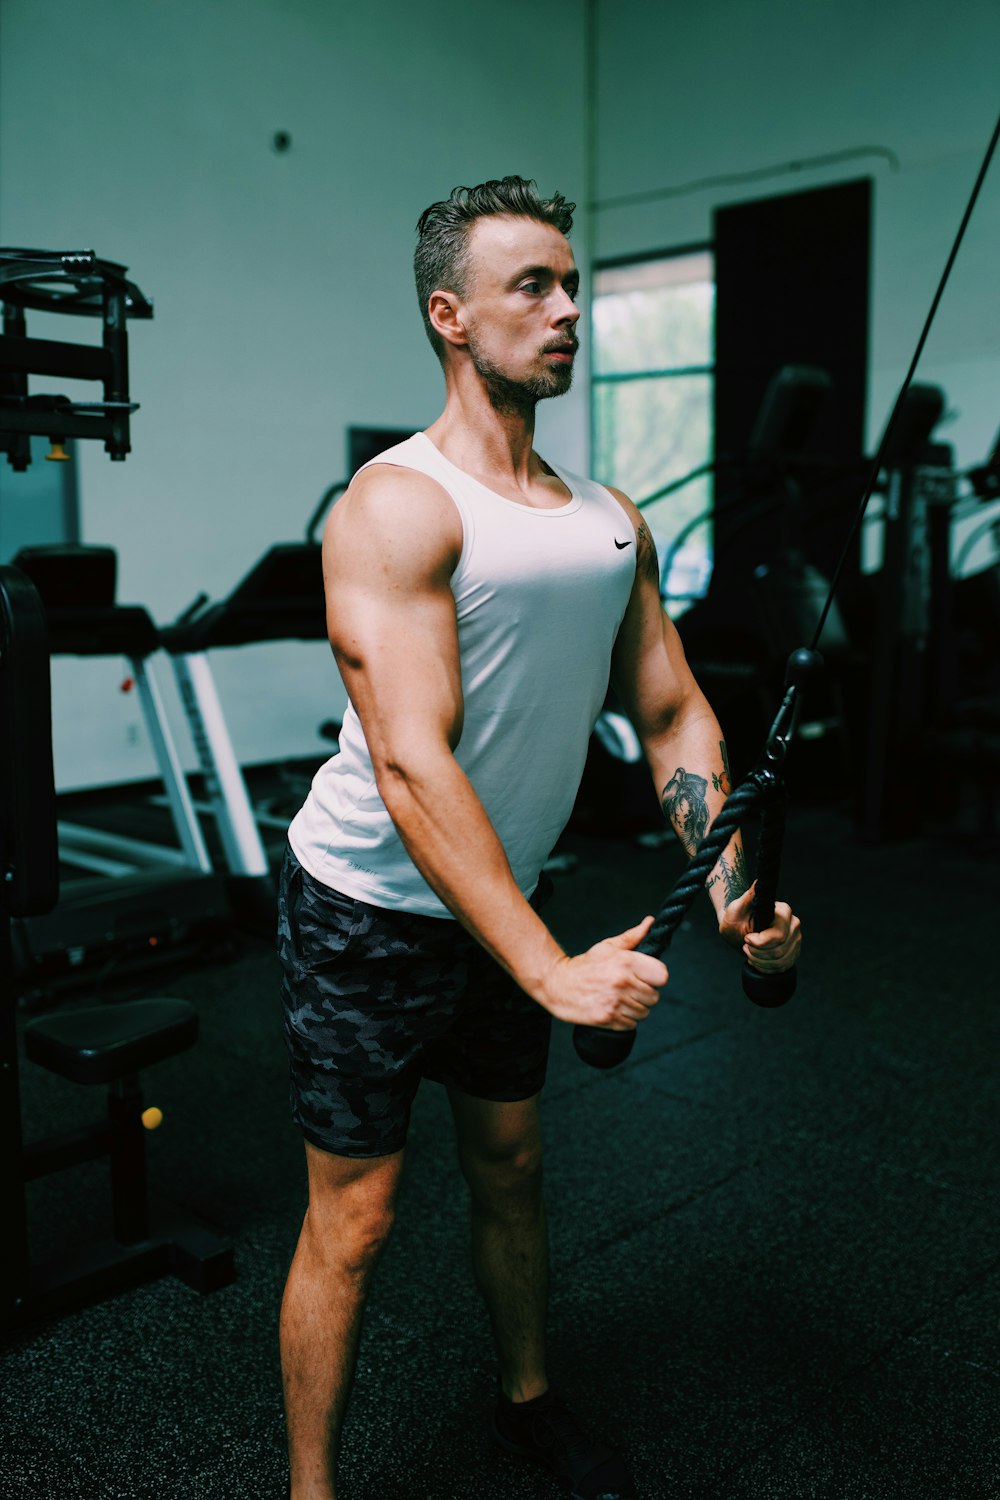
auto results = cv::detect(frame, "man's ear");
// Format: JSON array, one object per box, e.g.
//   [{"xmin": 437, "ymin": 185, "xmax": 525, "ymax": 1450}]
[{"xmin": 428, "ymin": 289, "xmax": 467, "ymax": 349}]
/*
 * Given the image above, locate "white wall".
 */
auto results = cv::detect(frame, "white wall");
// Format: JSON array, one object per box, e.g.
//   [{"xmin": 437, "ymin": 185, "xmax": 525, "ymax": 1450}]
[
  {"xmin": 1, "ymin": 0, "xmax": 587, "ymax": 788},
  {"xmin": 592, "ymin": 0, "xmax": 1000, "ymax": 471}
]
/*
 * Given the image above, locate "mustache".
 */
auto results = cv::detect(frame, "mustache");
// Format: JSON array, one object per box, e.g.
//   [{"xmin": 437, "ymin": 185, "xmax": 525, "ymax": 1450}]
[{"xmin": 540, "ymin": 337, "xmax": 579, "ymax": 354}]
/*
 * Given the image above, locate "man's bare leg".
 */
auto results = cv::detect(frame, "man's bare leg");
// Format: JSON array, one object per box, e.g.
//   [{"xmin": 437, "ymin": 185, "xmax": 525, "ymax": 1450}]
[
  {"xmin": 448, "ymin": 1090, "xmax": 549, "ymax": 1401},
  {"xmin": 280, "ymin": 1141, "xmax": 405, "ymax": 1500}
]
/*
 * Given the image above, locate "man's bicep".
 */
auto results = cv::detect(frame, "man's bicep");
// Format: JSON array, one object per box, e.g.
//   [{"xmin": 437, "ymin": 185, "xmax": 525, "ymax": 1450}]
[
  {"xmin": 323, "ymin": 473, "xmax": 465, "ymax": 759},
  {"xmin": 612, "ymin": 595, "xmax": 697, "ymax": 738},
  {"xmin": 607, "ymin": 494, "xmax": 702, "ymax": 738},
  {"xmin": 330, "ymin": 575, "xmax": 464, "ymax": 757}
]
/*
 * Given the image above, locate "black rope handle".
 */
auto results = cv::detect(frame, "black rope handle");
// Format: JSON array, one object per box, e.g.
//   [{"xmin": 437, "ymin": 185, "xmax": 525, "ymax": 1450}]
[
  {"xmin": 572, "ymin": 775, "xmax": 768, "ymax": 1069},
  {"xmin": 741, "ymin": 775, "xmax": 797, "ymax": 1008}
]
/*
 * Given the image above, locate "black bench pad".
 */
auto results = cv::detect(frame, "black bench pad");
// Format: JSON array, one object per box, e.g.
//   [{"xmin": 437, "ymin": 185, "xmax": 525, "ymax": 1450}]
[{"xmin": 24, "ymin": 999, "xmax": 198, "ymax": 1085}]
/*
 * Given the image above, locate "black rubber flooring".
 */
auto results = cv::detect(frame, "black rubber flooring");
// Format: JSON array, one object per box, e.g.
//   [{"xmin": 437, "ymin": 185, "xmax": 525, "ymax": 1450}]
[{"xmin": 3, "ymin": 804, "xmax": 998, "ymax": 1499}]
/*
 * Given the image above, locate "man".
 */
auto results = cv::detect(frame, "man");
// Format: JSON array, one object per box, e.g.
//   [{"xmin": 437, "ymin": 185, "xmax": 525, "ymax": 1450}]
[{"xmin": 278, "ymin": 175, "xmax": 801, "ymax": 1500}]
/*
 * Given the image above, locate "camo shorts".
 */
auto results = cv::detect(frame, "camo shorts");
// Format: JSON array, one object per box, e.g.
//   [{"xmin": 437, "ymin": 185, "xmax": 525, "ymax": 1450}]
[{"xmin": 277, "ymin": 847, "xmax": 552, "ymax": 1157}]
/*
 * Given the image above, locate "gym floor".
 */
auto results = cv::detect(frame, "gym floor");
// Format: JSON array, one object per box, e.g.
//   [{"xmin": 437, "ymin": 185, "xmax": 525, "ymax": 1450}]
[{"xmin": 2, "ymin": 798, "xmax": 998, "ymax": 1500}]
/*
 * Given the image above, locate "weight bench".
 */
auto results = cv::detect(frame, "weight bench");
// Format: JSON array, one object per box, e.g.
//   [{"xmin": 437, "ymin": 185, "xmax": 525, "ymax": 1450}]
[{"xmin": 1, "ymin": 563, "xmax": 234, "ymax": 1326}]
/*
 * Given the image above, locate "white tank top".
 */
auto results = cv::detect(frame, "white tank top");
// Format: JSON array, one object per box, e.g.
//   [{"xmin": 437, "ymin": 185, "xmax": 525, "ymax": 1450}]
[{"xmin": 288, "ymin": 432, "xmax": 636, "ymax": 916}]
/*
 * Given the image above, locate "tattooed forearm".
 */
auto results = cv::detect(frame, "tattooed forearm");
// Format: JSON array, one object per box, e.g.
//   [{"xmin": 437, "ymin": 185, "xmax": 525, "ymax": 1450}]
[
  {"xmin": 662, "ymin": 744, "xmax": 731, "ymax": 856},
  {"xmin": 664, "ymin": 743, "xmax": 748, "ymax": 906},
  {"xmin": 706, "ymin": 844, "xmax": 750, "ymax": 904},
  {"xmin": 636, "ymin": 520, "xmax": 659, "ymax": 586},
  {"xmin": 660, "ymin": 766, "xmax": 710, "ymax": 857}
]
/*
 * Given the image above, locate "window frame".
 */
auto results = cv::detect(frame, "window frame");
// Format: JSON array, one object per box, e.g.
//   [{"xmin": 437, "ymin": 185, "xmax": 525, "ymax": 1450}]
[{"xmin": 589, "ymin": 242, "xmax": 716, "ymax": 612}]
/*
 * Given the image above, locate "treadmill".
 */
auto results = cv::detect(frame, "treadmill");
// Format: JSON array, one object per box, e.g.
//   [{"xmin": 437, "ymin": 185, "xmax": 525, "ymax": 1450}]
[
  {"xmin": 11, "ymin": 544, "xmax": 230, "ymax": 991},
  {"xmin": 159, "ymin": 536, "xmax": 334, "ymax": 918}
]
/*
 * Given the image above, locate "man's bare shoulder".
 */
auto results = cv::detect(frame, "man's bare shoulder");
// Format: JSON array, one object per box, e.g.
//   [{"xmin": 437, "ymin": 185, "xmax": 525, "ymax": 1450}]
[
  {"xmin": 602, "ymin": 486, "xmax": 641, "ymax": 528},
  {"xmin": 324, "ymin": 462, "xmax": 463, "ymax": 572},
  {"xmin": 335, "ymin": 462, "xmax": 459, "ymax": 526}
]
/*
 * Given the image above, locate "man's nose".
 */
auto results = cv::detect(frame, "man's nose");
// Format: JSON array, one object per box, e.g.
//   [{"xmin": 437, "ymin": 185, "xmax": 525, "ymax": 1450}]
[{"xmin": 553, "ymin": 288, "xmax": 580, "ymax": 326}]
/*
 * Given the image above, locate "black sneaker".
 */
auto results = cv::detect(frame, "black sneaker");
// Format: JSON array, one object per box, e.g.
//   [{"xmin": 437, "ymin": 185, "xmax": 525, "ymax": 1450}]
[{"xmin": 491, "ymin": 1388, "xmax": 636, "ymax": 1499}]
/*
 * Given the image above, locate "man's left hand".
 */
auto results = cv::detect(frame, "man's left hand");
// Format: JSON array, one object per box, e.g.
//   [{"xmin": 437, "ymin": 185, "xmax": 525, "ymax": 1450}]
[{"xmin": 719, "ymin": 884, "xmax": 802, "ymax": 972}]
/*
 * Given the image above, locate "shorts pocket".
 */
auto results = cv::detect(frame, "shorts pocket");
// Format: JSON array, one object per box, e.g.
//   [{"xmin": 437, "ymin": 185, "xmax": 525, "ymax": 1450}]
[
  {"xmin": 278, "ymin": 850, "xmax": 305, "ymax": 961},
  {"xmin": 296, "ymin": 870, "xmax": 364, "ymax": 972}
]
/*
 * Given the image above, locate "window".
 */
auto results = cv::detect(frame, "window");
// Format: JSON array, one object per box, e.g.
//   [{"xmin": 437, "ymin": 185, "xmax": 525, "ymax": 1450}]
[{"xmin": 591, "ymin": 250, "xmax": 715, "ymax": 615}]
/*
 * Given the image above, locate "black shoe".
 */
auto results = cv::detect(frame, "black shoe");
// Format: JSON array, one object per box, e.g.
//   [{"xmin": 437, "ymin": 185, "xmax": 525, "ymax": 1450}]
[{"xmin": 491, "ymin": 1388, "xmax": 636, "ymax": 1499}]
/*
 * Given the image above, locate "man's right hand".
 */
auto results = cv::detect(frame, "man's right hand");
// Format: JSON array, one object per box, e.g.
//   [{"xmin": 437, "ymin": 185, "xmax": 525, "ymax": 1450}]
[{"xmin": 536, "ymin": 915, "xmax": 668, "ymax": 1030}]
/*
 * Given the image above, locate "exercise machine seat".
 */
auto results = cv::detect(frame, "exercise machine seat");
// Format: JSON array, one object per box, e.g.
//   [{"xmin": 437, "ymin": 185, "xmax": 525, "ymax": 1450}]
[
  {"xmin": 24, "ymin": 998, "xmax": 198, "ymax": 1085},
  {"xmin": 12, "ymin": 544, "xmax": 160, "ymax": 658}
]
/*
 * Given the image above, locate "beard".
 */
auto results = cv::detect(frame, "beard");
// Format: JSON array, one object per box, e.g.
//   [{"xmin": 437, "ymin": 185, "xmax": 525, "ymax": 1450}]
[{"xmin": 466, "ymin": 331, "xmax": 575, "ymax": 416}]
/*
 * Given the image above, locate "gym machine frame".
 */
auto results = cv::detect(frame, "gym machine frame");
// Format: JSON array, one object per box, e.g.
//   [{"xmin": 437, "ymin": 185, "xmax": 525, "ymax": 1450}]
[
  {"xmin": 1, "ymin": 249, "xmax": 234, "ymax": 1320},
  {"xmin": 1, "ymin": 248, "xmax": 152, "ymax": 470}
]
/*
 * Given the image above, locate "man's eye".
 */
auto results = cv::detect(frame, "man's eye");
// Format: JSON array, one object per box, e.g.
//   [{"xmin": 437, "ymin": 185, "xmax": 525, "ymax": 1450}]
[{"xmin": 519, "ymin": 280, "xmax": 542, "ymax": 294}]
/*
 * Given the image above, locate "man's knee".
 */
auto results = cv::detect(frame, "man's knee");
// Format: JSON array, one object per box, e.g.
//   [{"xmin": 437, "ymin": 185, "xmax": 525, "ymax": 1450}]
[
  {"xmin": 461, "ymin": 1132, "xmax": 545, "ymax": 1212},
  {"xmin": 304, "ymin": 1199, "xmax": 395, "ymax": 1276},
  {"xmin": 302, "ymin": 1143, "xmax": 402, "ymax": 1275}
]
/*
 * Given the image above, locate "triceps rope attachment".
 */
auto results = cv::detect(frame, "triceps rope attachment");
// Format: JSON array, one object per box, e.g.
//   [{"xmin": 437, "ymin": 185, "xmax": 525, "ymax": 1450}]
[
  {"xmin": 639, "ymin": 771, "xmax": 770, "ymax": 960},
  {"xmin": 641, "ymin": 644, "xmax": 816, "ymax": 963}
]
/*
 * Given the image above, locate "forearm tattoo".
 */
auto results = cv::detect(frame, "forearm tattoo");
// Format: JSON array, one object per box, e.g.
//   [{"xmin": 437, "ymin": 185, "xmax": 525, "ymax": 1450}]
[
  {"xmin": 660, "ymin": 767, "xmax": 709, "ymax": 857},
  {"xmin": 706, "ymin": 844, "xmax": 750, "ymax": 904},
  {"xmin": 664, "ymin": 741, "xmax": 750, "ymax": 902}
]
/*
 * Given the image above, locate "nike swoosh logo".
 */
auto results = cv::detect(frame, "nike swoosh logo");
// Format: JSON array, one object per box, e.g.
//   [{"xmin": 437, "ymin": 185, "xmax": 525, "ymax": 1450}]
[{"xmin": 614, "ymin": 538, "xmax": 633, "ymax": 549}]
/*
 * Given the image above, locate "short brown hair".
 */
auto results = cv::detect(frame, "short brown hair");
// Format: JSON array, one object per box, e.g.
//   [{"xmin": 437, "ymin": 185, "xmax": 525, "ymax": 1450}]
[{"xmin": 414, "ymin": 175, "xmax": 575, "ymax": 359}]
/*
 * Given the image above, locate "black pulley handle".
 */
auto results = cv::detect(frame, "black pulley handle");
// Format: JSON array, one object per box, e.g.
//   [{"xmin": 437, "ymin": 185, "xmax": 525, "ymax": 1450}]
[{"xmin": 741, "ymin": 776, "xmax": 797, "ymax": 1008}]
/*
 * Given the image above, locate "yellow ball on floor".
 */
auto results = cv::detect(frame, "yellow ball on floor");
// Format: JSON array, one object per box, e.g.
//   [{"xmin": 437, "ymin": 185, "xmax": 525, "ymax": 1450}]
[{"xmin": 141, "ymin": 1106, "xmax": 164, "ymax": 1130}]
